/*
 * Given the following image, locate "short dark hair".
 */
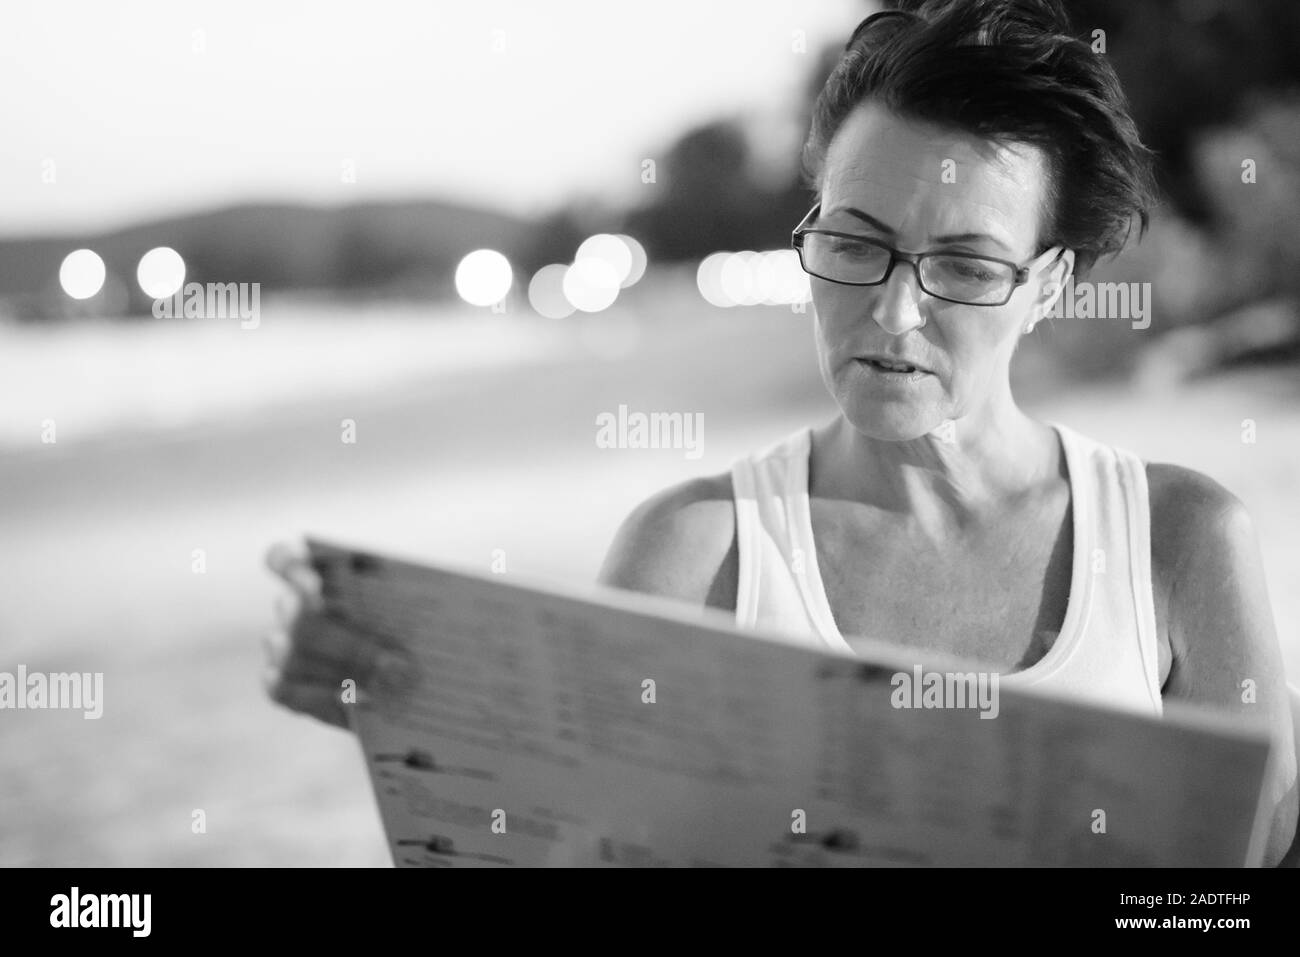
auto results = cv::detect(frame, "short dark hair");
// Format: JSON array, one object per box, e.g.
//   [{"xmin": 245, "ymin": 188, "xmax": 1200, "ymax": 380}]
[{"xmin": 800, "ymin": 0, "xmax": 1159, "ymax": 276}]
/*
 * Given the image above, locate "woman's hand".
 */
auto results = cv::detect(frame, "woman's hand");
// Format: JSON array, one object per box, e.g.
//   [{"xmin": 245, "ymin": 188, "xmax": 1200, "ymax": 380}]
[{"xmin": 262, "ymin": 540, "xmax": 412, "ymax": 730}]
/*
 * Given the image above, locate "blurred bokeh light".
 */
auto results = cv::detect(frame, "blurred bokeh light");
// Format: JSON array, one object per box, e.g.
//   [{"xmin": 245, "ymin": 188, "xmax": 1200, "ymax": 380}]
[
  {"xmin": 576, "ymin": 234, "xmax": 633, "ymax": 287},
  {"xmin": 136, "ymin": 246, "xmax": 186, "ymax": 299},
  {"xmin": 58, "ymin": 248, "xmax": 107, "ymax": 300},
  {"xmin": 454, "ymin": 249, "xmax": 513, "ymax": 307},
  {"xmin": 562, "ymin": 256, "xmax": 620, "ymax": 313},
  {"xmin": 617, "ymin": 235, "xmax": 648, "ymax": 288},
  {"xmin": 527, "ymin": 263, "xmax": 575, "ymax": 319}
]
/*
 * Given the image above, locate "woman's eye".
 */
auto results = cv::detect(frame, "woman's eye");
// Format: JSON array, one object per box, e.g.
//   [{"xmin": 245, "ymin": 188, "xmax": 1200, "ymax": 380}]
[
  {"xmin": 938, "ymin": 259, "xmax": 996, "ymax": 282},
  {"xmin": 829, "ymin": 238, "xmax": 880, "ymax": 259}
]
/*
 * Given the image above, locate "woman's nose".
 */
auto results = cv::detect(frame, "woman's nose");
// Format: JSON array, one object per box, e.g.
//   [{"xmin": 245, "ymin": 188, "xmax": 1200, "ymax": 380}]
[{"xmin": 869, "ymin": 262, "xmax": 926, "ymax": 334}]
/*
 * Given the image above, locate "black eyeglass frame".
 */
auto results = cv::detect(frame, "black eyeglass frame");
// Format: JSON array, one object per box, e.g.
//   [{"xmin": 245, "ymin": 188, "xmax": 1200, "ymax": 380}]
[{"xmin": 791, "ymin": 202, "xmax": 1059, "ymax": 307}]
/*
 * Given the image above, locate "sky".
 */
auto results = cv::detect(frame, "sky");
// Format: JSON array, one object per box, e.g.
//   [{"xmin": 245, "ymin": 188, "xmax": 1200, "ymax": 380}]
[{"xmin": 2, "ymin": 0, "xmax": 866, "ymax": 237}]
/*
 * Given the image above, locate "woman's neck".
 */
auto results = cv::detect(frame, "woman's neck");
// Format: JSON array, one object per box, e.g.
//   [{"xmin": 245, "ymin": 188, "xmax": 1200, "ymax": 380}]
[{"xmin": 811, "ymin": 395, "xmax": 1061, "ymax": 536}]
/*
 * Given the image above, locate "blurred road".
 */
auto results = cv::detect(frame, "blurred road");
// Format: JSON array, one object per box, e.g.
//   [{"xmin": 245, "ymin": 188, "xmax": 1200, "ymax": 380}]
[{"xmin": 2, "ymin": 277, "xmax": 1297, "ymax": 865}]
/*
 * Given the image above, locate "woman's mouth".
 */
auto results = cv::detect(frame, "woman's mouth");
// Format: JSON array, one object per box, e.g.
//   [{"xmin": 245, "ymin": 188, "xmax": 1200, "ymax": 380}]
[{"xmin": 855, "ymin": 357, "xmax": 933, "ymax": 381}]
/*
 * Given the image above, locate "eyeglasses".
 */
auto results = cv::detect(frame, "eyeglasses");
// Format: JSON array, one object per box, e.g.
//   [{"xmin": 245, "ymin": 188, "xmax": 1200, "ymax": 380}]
[{"xmin": 791, "ymin": 203, "xmax": 1056, "ymax": 307}]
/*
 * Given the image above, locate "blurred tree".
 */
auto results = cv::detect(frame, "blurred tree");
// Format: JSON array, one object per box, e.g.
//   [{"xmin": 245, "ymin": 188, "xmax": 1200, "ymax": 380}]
[
  {"xmin": 623, "ymin": 121, "xmax": 759, "ymax": 260},
  {"xmin": 1064, "ymin": 0, "xmax": 1300, "ymax": 226},
  {"xmin": 584, "ymin": 0, "xmax": 1300, "ymax": 264},
  {"xmin": 518, "ymin": 207, "xmax": 591, "ymax": 276}
]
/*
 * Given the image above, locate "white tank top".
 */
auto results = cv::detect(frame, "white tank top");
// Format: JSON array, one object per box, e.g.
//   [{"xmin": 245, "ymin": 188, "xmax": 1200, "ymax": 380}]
[{"xmin": 730, "ymin": 422, "xmax": 1163, "ymax": 716}]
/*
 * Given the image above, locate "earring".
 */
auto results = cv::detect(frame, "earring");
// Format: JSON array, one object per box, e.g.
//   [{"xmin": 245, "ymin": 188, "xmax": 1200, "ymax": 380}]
[{"xmin": 1024, "ymin": 321, "xmax": 1036, "ymax": 334}]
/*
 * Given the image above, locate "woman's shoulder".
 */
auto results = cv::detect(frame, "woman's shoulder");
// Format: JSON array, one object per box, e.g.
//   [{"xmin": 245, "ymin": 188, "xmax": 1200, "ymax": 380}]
[
  {"xmin": 1058, "ymin": 420, "xmax": 1247, "ymax": 553},
  {"xmin": 595, "ymin": 424, "xmax": 818, "ymax": 602},
  {"xmin": 596, "ymin": 472, "xmax": 737, "ymax": 608},
  {"xmin": 1145, "ymin": 461, "xmax": 1250, "ymax": 559},
  {"xmin": 1143, "ymin": 461, "xmax": 1261, "ymax": 662}
]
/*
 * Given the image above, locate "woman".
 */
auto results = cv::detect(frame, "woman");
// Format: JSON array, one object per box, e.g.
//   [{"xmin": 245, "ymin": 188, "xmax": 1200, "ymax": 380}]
[{"xmin": 264, "ymin": 0, "xmax": 1298, "ymax": 864}]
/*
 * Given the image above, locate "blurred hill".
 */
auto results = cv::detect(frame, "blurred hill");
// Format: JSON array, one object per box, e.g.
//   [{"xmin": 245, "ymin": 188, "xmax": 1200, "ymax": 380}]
[{"xmin": 0, "ymin": 199, "xmax": 544, "ymax": 318}]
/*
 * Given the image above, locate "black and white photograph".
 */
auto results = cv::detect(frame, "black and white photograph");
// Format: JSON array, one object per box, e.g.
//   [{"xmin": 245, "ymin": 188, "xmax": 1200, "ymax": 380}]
[{"xmin": 3, "ymin": 0, "xmax": 1300, "ymax": 929}]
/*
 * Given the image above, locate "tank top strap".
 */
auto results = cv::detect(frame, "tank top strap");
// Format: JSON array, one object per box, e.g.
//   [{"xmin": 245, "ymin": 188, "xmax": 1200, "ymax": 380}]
[
  {"xmin": 1042, "ymin": 421, "xmax": 1163, "ymax": 713},
  {"xmin": 731, "ymin": 428, "xmax": 853, "ymax": 654}
]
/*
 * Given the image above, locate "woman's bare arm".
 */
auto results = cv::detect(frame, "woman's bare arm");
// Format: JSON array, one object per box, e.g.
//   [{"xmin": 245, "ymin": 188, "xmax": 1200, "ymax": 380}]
[
  {"xmin": 1149, "ymin": 463, "xmax": 1299, "ymax": 866},
  {"xmin": 597, "ymin": 473, "xmax": 738, "ymax": 611}
]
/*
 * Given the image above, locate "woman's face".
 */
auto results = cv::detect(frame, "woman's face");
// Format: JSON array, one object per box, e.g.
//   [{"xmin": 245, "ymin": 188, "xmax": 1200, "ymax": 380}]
[{"xmin": 812, "ymin": 100, "xmax": 1068, "ymax": 441}]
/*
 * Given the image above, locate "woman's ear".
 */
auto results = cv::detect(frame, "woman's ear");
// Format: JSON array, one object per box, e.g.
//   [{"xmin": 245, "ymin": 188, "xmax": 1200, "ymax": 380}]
[{"xmin": 1027, "ymin": 248, "xmax": 1075, "ymax": 331}]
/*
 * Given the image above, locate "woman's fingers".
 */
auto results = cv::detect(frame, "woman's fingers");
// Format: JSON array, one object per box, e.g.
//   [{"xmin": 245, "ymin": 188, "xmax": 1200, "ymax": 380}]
[
  {"xmin": 262, "ymin": 540, "xmax": 420, "ymax": 730},
  {"xmin": 284, "ymin": 609, "xmax": 374, "ymax": 675},
  {"xmin": 264, "ymin": 540, "xmax": 300, "ymax": 577},
  {"xmin": 270, "ymin": 609, "xmax": 416, "ymax": 692},
  {"xmin": 265, "ymin": 541, "xmax": 324, "ymax": 611},
  {"xmin": 262, "ymin": 626, "xmax": 289, "ymax": 671},
  {"xmin": 264, "ymin": 628, "xmax": 416, "ymax": 729},
  {"xmin": 273, "ymin": 590, "xmax": 298, "ymax": 629},
  {"xmin": 263, "ymin": 667, "xmax": 351, "ymax": 730}
]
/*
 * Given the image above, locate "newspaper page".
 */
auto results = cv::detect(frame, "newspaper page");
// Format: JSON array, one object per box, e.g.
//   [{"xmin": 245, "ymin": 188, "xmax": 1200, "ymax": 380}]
[{"xmin": 306, "ymin": 538, "xmax": 1275, "ymax": 867}]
